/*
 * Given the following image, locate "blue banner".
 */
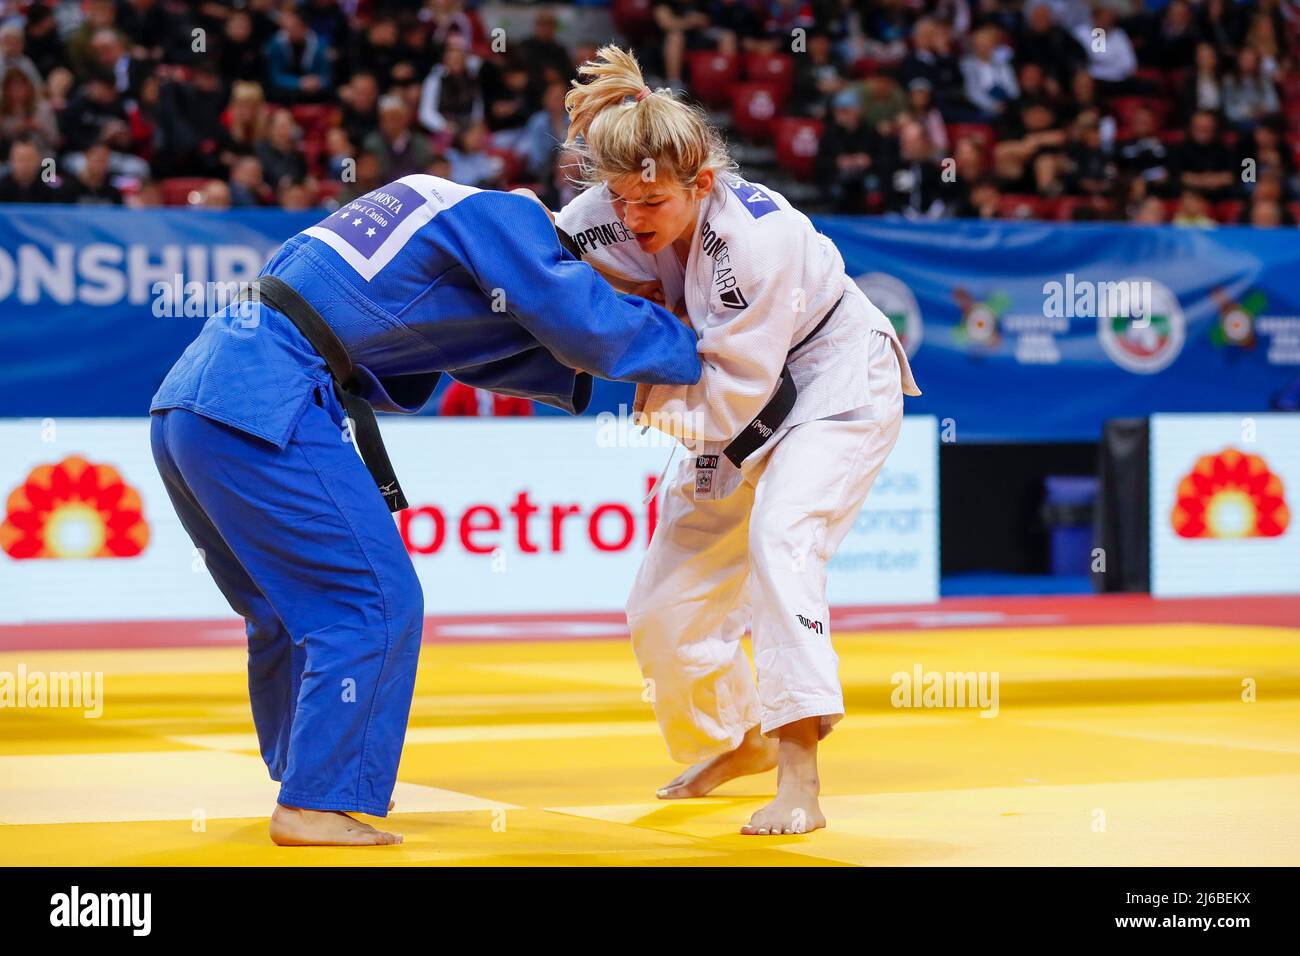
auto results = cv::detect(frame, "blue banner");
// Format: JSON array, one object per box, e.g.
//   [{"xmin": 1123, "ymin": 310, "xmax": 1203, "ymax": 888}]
[
  {"xmin": 815, "ymin": 216, "xmax": 1300, "ymax": 441},
  {"xmin": 2, "ymin": 204, "xmax": 1298, "ymax": 440}
]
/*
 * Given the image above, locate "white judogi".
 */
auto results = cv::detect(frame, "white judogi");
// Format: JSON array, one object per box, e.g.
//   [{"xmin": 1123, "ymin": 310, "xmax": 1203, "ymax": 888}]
[{"xmin": 557, "ymin": 177, "xmax": 921, "ymax": 762}]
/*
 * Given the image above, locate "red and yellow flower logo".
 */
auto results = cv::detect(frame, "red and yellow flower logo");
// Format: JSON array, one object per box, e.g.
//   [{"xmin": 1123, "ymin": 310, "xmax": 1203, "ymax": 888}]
[
  {"xmin": 1, "ymin": 456, "xmax": 149, "ymax": 559},
  {"xmin": 1171, "ymin": 448, "xmax": 1290, "ymax": 539}
]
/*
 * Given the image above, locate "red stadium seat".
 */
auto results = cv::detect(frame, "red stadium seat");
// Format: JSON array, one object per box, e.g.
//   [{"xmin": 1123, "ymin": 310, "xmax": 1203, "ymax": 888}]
[
  {"xmin": 1215, "ymin": 200, "xmax": 1243, "ymax": 224},
  {"xmin": 730, "ymin": 82, "xmax": 784, "ymax": 140},
  {"xmin": 161, "ymin": 177, "xmax": 211, "ymax": 206},
  {"xmin": 1289, "ymin": 201, "xmax": 1300, "ymax": 223},
  {"xmin": 486, "ymin": 147, "xmax": 525, "ymax": 187},
  {"xmin": 773, "ymin": 116, "xmax": 822, "ymax": 180},
  {"xmin": 1053, "ymin": 196, "xmax": 1090, "ymax": 221},
  {"xmin": 289, "ymin": 104, "xmax": 338, "ymax": 133},
  {"xmin": 611, "ymin": 0, "xmax": 657, "ymax": 45},
  {"xmin": 686, "ymin": 51, "xmax": 740, "ymax": 108},
  {"xmin": 745, "ymin": 52, "xmax": 793, "ymax": 100},
  {"xmin": 946, "ymin": 122, "xmax": 993, "ymax": 161},
  {"xmin": 1111, "ymin": 96, "xmax": 1171, "ymax": 139}
]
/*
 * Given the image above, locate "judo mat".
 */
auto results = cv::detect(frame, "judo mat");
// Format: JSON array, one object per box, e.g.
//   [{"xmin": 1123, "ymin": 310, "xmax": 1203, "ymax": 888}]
[{"xmin": 1, "ymin": 594, "xmax": 1297, "ymax": 867}]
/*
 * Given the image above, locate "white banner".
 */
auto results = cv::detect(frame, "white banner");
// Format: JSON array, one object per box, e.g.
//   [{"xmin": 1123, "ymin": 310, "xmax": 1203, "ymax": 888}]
[
  {"xmin": 0, "ymin": 416, "xmax": 939, "ymax": 623},
  {"xmin": 1151, "ymin": 413, "xmax": 1299, "ymax": 597}
]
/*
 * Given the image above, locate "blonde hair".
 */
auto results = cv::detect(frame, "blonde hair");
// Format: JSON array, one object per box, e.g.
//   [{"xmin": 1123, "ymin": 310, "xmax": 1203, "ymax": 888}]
[{"xmin": 564, "ymin": 45, "xmax": 734, "ymax": 188}]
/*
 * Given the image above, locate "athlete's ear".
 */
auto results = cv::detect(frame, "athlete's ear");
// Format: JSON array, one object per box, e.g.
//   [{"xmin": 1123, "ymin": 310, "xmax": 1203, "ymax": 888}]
[{"xmin": 694, "ymin": 168, "xmax": 714, "ymax": 197}]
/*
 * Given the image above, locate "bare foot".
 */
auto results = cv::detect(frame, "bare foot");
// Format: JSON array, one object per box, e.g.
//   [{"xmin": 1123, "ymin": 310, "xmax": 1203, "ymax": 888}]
[
  {"xmin": 741, "ymin": 716, "xmax": 826, "ymax": 835},
  {"xmin": 269, "ymin": 804, "xmax": 403, "ymax": 846},
  {"xmin": 657, "ymin": 725, "xmax": 777, "ymax": 799}
]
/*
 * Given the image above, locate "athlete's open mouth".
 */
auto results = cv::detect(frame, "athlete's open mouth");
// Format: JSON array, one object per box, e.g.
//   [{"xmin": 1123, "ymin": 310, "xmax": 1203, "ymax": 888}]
[{"xmin": 634, "ymin": 232, "xmax": 655, "ymax": 243}]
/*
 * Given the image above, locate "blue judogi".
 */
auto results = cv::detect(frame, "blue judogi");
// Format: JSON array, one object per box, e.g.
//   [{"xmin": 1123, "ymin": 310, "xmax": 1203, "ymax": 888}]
[{"xmin": 149, "ymin": 176, "xmax": 700, "ymax": 816}]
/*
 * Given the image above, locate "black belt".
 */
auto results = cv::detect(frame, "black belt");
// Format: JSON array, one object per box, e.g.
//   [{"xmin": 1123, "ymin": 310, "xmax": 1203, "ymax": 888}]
[
  {"xmin": 239, "ymin": 276, "xmax": 409, "ymax": 513},
  {"xmin": 722, "ymin": 294, "xmax": 843, "ymax": 467}
]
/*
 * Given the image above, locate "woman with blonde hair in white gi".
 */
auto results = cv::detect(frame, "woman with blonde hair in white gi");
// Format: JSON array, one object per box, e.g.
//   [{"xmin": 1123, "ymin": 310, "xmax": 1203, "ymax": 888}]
[{"xmin": 556, "ymin": 46, "xmax": 921, "ymax": 835}]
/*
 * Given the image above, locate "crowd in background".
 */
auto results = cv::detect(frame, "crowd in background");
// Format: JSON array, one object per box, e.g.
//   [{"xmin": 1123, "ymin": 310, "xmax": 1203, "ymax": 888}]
[{"xmin": 0, "ymin": 0, "xmax": 1296, "ymax": 225}]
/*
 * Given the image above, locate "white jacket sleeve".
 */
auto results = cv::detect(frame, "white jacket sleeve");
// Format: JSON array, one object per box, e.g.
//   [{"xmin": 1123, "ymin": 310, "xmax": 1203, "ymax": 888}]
[{"xmin": 642, "ymin": 257, "xmax": 801, "ymax": 444}]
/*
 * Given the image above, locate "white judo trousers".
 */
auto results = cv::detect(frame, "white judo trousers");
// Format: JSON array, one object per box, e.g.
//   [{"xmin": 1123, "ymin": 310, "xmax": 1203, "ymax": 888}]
[{"xmin": 627, "ymin": 330, "xmax": 905, "ymax": 764}]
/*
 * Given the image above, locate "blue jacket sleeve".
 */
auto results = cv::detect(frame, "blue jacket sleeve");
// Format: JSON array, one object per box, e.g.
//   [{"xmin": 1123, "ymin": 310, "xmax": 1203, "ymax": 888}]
[{"xmin": 435, "ymin": 191, "xmax": 702, "ymax": 386}]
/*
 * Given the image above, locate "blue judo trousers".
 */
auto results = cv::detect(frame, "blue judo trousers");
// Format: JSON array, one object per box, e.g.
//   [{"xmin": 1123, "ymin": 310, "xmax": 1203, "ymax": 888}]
[{"xmin": 150, "ymin": 176, "xmax": 701, "ymax": 815}]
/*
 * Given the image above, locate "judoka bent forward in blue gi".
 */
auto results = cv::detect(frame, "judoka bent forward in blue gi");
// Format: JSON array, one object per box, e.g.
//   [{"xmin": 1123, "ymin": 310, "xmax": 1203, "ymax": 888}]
[{"xmin": 149, "ymin": 175, "xmax": 701, "ymax": 846}]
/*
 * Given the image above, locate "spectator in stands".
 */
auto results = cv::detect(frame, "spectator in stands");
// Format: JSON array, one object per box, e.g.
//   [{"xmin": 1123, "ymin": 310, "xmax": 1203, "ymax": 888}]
[
  {"xmin": 518, "ymin": 10, "xmax": 574, "ymax": 87},
  {"xmin": 1223, "ymin": 46, "xmax": 1281, "ymax": 130},
  {"xmin": 1244, "ymin": 195, "xmax": 1288, "ymax": 226},
  {"xmin": 652, "ymin": 2, "xmax": 711, "ymax": 90},
  {"xmin": 116, "ymin": 0, "xmax": 172, "ymax": 65},
  {"xmin": 264, "ymin": 6, "xmax": 332, "ymax": 105},
  {"xmin": 905, "ymin": 79, "xmax": 949, "ymax": 155},
  {"xmin": 1241, "ymin": 123, "xmax": 1297, "ymax": 199},
  {"xmin": 347, "ymin": 16, "xmax": 403, "ymax": 91},
  {"xmin": 65, "ymin": 0, "xmax": 119, "ymax": 81},
  {"xmin": 365, "ymin": 94, "xmax": 434, "ymax": 181},
  {"xmin": 705, "ymin": 0, "xmax": 765, "ymax": 56},
  {"xmin": 1117, "ymin": 103, "xmax": 1171, "ymax": 194},
  {"xmin": 992, "ymin": 99, "xmax": 1067, "ymax": 193},
  {"xmin": 418, "ymin": 37, "xmax": 482, "ymax": 136},
  {"xmin": 336, "ymin": 150, "xmax": 382, "ymax": 203},
  {"xmin": 277, "ymin": 178, "xmax": 315, "ymax": 210},
  {"xmin": 0, "ymin": 21, "xmax": 43, "ymax": 91},
  {"xmin": 1063, "ymin": 111, "xmax": 1115, "ymax": 196},
  {"xmin": 59, "ymin": 70, "xmax": 130, "ymax": 155},
  {"xmin": 1152, "ymin": 1, "xmax": 1202, "ymax": 72},
  {"xmin": 1171, "ymin": 188, "xmax": 1216, "ymax": 225},
  {"xmin": 229, "ymin": 154, "xmax": 271, "ymax": 206},
  {"xmin": 1171, "ymin": 110, "xmax": 1237, "ymax": 200},
  {"xmin": 1132, "ymin": 195, "xmax": 1168, "ymax": 224},
  {"xmin": 221, "ymin": 10, "xmax": 267, "ymax": 86},
  {"xmin": 1243, "ymin": 11, "xmax": 1284, "ymax": 77},
  {"xmin": 519, "ymin": 80, "xmax": 569, "ymax": 188},
  {"xmin": 790, "ymin": 29, "xmax": 848, "ymax": 119},
  {"xmin": 197, "ymin": 177, "xmax": 232, "ymax": 209},
  {"xmin": 1071, "ymin": 7, "xmax": 1138, "ymax": 93},
  {"xmin": 67, "ymin": 141, "xmax": 122, "ymax": 204},
  {"xmin": 1064, "ymin": 68, "xmax": 1116, "ymax": 144},
  {"xmin": 960, "ymin": 25, "xmax": 1019, "ymax": 119},
  {"xmin": 815, "ymin": 87, "xmax": 879, "ymax": 212},
  {"xmin": 257, "ymin": 108, "xmax": 308, "ymax": 190},
  {"xmin": 439, "ymin": 381, "xmax": 534, "ymax": 416},
  {"xmin": 1, "ymin": 65, "xmax": 59, "ymax": 155},
  {"xmin": 323, "ymin": 126, "xmax": 354, "ymax": 183},
  {"xmin": 154, "ymin": 63, "xmax": 227, "ymax": 176},
  {"xmin": 882, "ymin": 119, "xmax": 948, "ymax": 219},
  {"xmin": 954, "ymin": 177, "xmax": 1003, "ymax": 219},
  {"xmin": 1198, "ymin": 0, "xmax": 1247, "ymax": 53},
  {"xmin": 479, "ymin": 50, "xmax": 537, "ymax": 147},
  {"xmin": 861, "ymin": 74, "xmax": 908, "ymax": 134},
  {"xmin": 88, "ymin": 28, "xmax": 148, "ymax": 99},
  {"xmin": 339, "ymin": 71, "xmax": 379, "ymax": 151},
  {"xmin": 222, "ymin": 81, "xmax": 270, "ymax": 165},
  {"xmin": 0, "ymin": 134, "xmax": 61, "ymax": 202},
  {"xmin": 302, "ymin": 0, "xmax": 348, "ymax": 54},
  {"xmin": 901, "ymin": 17, "xmax": 963, "ymax": 116},
  {"xmin": 19, "ymin": 3, "xmax": 65, "ymax": 81},
  {"xmin": 1015, "ymin": 3, "xmax": 1085, "ymax": 91},
  {"xmin": 422, "ymin": 0, "xmax": 484, "ymax": 54},
  {"xmin": 445, "ymin": 120, "xmax": 503, "ymax": 188},
  {"xmin": 1182, "ymin": 42, "xmax": 1224, "ymax": 120}
]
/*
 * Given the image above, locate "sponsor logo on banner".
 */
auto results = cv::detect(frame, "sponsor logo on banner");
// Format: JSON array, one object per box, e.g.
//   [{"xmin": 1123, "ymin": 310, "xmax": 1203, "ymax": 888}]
[
  {"xmin": 1, "ymin": 456, "xmax": 149, "ymax": 560},
  {"xmin": 854, "ymin": 272, "xmax": 922, "ymax": 358},
  {"xmin": 1096, "ymin": 277, "xmax": 1185, "ymax": 373},
  {"xmin": 1211, "ymin": 287, "xmax": 1300, "ymax": 364},
  {"xmin": 952, "ymin": 287, "xmax": 1005, "ymax": 352},
  {"xmin": 1170, "ymin": 448, "xmax": 1290, "ymax": 539}
]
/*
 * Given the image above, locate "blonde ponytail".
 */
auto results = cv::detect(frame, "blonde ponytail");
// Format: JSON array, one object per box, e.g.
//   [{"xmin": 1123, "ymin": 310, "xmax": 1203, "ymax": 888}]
[{"xmin": 564, "ymin": 45, "xmax": 735, "ymax": 188}]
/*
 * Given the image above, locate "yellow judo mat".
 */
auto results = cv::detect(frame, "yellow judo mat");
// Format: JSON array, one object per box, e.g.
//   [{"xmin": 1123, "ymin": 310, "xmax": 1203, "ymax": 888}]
[{"xmin": 2, "ymin": 620, "xmax": 1298, "ymax": 866}]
